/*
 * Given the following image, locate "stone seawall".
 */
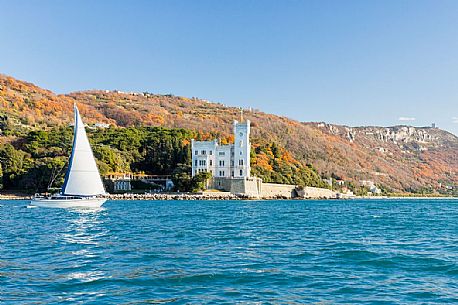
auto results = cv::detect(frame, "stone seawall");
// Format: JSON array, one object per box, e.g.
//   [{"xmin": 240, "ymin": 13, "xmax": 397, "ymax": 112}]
[
  {"xmin": 212, "ymin": 177, "xmax": 262, "ymax": 198},
  {"xmin": 260, "ymin": 184, "xmax": 338, "ymax": 199},
  {"xmin": 106, "ymin": 189, "xmax": 339, "ymax": 200},
  {"xmin": 261, "ymin": 183, "xmax": 297, "ymax": 199},
  {"xmin": 298, "ymin": 186, "xmax": 338, "ymax": 199},
  {"xmin": 211, "ymin": 177, "xmax": 340, "ymax": 199}
]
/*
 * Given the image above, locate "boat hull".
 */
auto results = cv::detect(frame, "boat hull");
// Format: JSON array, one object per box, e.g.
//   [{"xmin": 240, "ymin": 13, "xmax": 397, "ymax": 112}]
[{"xmin": 30, "ymin": 198, "xmax": 106, "ymax": 209}]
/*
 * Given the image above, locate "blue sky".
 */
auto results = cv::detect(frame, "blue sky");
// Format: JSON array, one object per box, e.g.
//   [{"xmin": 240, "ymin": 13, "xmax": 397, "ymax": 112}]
[{"xmin": 1, "ymin": 0, "xmax": 458, "ymax": 135}]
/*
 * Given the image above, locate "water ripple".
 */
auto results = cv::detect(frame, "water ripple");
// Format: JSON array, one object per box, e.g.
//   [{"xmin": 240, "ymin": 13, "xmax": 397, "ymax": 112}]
[{"xmin": 1, "ymin": 199, "xmax": 458, "ymax": 303}]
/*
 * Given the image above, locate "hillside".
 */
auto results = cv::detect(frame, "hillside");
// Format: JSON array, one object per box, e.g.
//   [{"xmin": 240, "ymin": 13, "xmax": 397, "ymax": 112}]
[{"xmin": 1, "ymin": 74, "xmax": 457, "ymax": 193}]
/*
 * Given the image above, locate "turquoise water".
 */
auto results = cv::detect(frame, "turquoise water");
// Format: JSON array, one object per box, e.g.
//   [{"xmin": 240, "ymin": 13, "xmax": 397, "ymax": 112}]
[{"xmin": 1, "ymin": 199, "xmax": 457, "ymax": 304}]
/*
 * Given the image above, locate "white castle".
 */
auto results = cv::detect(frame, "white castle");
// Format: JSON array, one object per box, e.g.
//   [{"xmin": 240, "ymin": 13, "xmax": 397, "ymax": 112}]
[
  {"xmin": 190, "ymin": 117, "xmax": 335, "ymax": 199},
  {"xmin": 191, "ymin": 120, "xmax": 251, "ymax": 179}
]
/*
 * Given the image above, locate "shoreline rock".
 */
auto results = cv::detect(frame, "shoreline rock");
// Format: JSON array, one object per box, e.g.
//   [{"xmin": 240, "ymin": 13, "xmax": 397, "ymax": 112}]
[
  {"xmin": 0, "ymin": 194, "xmax": 32, "ymax": 200},
  {"xmin": 107, "ymin": 192, "xmax": 245, "ymax": 201},
  {"xmin": 0, "ymin": 192, "xmax": 456, "ymax": 201}
]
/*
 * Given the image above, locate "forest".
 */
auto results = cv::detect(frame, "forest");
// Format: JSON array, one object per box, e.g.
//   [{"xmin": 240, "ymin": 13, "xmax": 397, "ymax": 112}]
[
  {"xmin": 0, "ymin": 125, "xmax": 328, "ymax": 193},
  {"xmin": 1, "ymin": 74, "xmax": 457, "ymax": 194}
]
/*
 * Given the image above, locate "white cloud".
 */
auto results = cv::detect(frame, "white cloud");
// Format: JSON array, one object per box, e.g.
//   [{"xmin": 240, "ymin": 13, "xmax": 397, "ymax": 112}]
[
  {"xmin": 398, "ymin": 117, "xmax": 416, "ymax": 122},
  {"xmin": 453, "ymin": 117, "xmax": 458, "ymax": 123}
]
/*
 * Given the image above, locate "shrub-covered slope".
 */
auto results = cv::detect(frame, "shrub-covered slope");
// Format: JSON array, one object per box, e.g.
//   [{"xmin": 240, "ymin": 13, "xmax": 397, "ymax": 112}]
[{"xmin": 1, "ymin": 74, "xmax": 456, "ymax": 193}]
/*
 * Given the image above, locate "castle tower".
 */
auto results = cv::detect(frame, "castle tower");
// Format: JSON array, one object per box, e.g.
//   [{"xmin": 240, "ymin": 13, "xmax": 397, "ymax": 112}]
[{"xmin": 233, "ymin": 119, "xmax": 251, "ymax": 178}]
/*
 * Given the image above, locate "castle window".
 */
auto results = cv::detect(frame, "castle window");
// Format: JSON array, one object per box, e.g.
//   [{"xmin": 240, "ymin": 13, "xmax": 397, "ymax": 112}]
[
  {"xmin": 219, "ymin": 152, "xmax": 225, "ymax": 156},
  {"xmin": 195, "ymin": 150, "xmax": 198, "ymax": 155},
  {"xmin": 209, "ymin": 151, "xmax": 213, "ymax": 155},
  {"xmin": 240, "ymin": 170, "xmax": 243, "ymax": 176},
  {"xmin": 195, "ymin": 160, "xmax": 198, "ymax": 166},
  {"xmin": 239, "ymin": 159, "xmax": 244, "ymax": 166},
  {"xmin": 239, "ymin": 140, "xmax": 243, "ymax": 147},
  {"xmin": 201, "ymin": 150, "xmax": 206, "ymax": 155},
  {"xmin": 209, "ymin": 160, "xmax": 213, "ymax": 166}
]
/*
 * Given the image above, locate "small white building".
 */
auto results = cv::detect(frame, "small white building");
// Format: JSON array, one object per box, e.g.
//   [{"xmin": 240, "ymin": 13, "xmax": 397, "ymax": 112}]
[
  {"xmin": 192, "ymin": 120, "xmax": 251, "ymax": 179},
  {"xmin": 360, "ymin": 180, "xmax": 382, "ymax": 195},
  {"xmin": 105, "ymin": 173, "xmax": 132, "ymax": 192}
]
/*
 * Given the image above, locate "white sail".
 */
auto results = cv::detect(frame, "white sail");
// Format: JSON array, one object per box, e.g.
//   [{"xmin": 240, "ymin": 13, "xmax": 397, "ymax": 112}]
[{"xmin": 61, "ymin": 105, "xmax": 106, "ymax": 196}]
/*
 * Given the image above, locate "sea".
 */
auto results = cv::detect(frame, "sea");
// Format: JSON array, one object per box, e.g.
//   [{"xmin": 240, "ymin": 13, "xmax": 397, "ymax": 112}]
[{"xmin": 1, "ymin": 199, "xmax": 457, "ymax": 304}]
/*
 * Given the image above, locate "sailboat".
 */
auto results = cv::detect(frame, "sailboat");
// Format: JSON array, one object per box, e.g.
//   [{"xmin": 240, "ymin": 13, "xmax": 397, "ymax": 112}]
[{"xmin": 31, "ymin": 104, "xmax": 107, "ymax": 208}]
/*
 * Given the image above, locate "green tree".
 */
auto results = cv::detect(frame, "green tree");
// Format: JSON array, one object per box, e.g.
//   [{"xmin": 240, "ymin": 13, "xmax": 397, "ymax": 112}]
[
  {"xmin": 191, "ymin": 171, "xmax": 212, "ymax": 192},
  {"xmin": 0, "ymin": 144, "xmax": 30, "ymax": 188},
  {"xmin": 171, "ymin": 164, "xmax": 193, "ymax": 192}
]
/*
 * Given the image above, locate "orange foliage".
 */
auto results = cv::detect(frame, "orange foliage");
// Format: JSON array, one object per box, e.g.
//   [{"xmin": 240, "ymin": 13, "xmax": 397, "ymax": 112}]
[
  {"xmin": 1, "ymin": 73, "xmax": 456, "ymax": 192},
  {"xmin": 255, "ymin": 153, "xmax": 273, "ymax": 171}
]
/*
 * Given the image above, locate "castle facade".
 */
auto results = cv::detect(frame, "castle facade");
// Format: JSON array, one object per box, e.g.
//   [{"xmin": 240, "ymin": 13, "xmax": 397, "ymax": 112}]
[{"xmin": 191, "ymin": 120, "xmax": 251, "ymax": 179}]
